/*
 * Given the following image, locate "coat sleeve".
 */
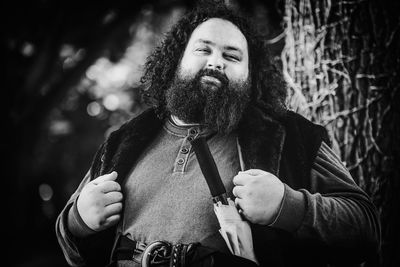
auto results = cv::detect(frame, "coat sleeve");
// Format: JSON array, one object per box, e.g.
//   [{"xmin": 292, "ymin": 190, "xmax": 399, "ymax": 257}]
[
  {"xmin": 55, "ymin": 170, "xmax": 92, "ymax": 266},
  {"xmin": 270, "ymin": 142, "xmax": 381, "ymax": 263}
]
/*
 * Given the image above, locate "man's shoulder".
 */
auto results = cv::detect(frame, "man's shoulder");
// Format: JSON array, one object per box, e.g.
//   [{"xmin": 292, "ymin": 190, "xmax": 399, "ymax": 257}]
[
  {"xmin": 107, "ymin": 108, "xmax": 160, "ymax": 140},
  {"xmin": 90, "ymin": 108, "xmax": 163, "ymax": 180},
  {"xmin": 284, "ymin": 110, "xmax": 322, "ymax": 128},
  {"xmin": 283, "ymin": 110, "xmax": 331, "ymax": 147},
  {"xmin": 97, "ymin": 108, "xmax": 162, "ymax": 162}
]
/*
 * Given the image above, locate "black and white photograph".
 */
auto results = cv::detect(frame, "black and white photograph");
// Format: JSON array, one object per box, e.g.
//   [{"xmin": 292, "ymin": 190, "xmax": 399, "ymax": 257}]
[{"xmin": 4, "ymin": 0, "xmax": 399, "ymax": 266}]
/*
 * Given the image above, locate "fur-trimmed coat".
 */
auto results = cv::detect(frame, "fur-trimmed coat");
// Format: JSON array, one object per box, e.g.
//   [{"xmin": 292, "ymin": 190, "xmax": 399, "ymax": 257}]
[{"xmin": 56, "ymin": 107, "xmax": 380, "ymax": 267}]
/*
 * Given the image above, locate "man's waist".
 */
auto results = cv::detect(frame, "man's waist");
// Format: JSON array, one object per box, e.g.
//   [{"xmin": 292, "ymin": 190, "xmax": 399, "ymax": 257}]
[{"xmin": 112, "ymin": 235, "xmax": 258, "ymax": 267}]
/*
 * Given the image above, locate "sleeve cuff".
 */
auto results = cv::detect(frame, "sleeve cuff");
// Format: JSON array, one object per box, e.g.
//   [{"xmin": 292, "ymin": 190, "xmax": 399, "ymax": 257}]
[
  {"xmin": 269, "ymin": 184, "xmax": 306, "ymax": 232},
  {"xmin": 67, "ymin": 198, "xmax": 97, "ymax": 238}
]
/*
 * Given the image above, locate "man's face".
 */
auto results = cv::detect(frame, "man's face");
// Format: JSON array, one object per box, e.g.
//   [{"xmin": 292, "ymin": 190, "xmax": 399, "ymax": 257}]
[
  {"xmin": 178, "ymin": 17, "xmax": 249, "ymax": 89},
  {"xmin": 165, "ymin": 18, "xmax": 251, "ymax": 134}
]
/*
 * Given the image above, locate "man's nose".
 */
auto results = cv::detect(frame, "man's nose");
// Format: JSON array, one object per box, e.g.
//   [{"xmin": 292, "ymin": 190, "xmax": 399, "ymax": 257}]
[{"xmin": 206, "ymin": 54, "xmax": 224, "ymax": 71}]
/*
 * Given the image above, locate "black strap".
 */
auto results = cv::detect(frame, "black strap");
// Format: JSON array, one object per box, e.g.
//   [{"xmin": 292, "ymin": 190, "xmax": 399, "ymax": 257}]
[{"xmin": 190, "ymin": 137, "xmax": 227, "ymax": 202}]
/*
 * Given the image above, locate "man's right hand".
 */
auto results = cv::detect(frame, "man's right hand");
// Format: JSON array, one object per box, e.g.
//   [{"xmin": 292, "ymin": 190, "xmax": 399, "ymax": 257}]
[{"xmin": 77, "ymin": 171, "xmax": 123, "ymax": 232}]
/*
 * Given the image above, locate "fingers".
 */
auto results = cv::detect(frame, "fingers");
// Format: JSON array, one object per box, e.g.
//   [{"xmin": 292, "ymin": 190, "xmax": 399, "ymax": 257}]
[
  {"xmin": 103, "ymin": 214, "xmax": 121, "ymax": 227},
  {"xmin": 104, "ymin": 191, "xmax": 123, "ymax": 205},
  {"xmin": 241, "ymin": 169, "xmax": 267, "ymax": 176},
  {"xmin": 98, "ymin": 180, "xmax": 121, "ymax": 193},
  {"xmin": 233, "ymin": 172, "xmax": 252, "ymax": 185},
  {"xmin": 93, "ymin": 171, "xmax": 118, "ymax": 184},
  {"xmin": 232, "ymin": 185, "xmax": 245, "ymax": 199},
  {"xmin": 104, "ymin": 202, "xmax": 123, "ymax": 217},
  {"xmin": 233, "ymin": 173, "xmax": 245, "ymax": 186},
  {"xmin": 233, "ymin": 169, "xmax": 274, "ymax": 186}
]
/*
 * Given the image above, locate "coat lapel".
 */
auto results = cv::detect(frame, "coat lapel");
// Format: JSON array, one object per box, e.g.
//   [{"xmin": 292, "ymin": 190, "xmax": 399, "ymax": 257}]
[
  {"xmin": 100, "ymin": 108, "xmax": 164, "ymax": 183},
  {"xmin": 237, "ymin": 107, "xmax": 286, "ymax": 177}
]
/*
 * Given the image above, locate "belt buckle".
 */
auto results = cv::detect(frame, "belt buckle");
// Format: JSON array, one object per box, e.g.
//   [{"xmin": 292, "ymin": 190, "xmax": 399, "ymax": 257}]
[{"xmin": 141, "ymin": 240, "xmax": 170, "ymax": 267}]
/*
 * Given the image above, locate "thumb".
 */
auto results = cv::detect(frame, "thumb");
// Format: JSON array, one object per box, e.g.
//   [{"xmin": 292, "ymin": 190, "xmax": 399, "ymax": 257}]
[{"xmin": 93, "ymin": 171, "xmax": 118, "ymax": 183}]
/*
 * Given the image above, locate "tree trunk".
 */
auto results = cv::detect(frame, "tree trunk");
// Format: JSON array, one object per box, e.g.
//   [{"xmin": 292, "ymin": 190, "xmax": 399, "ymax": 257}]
[{"xmin": 282, "ymin": 0, "xmax": 400, "ymax": 266}]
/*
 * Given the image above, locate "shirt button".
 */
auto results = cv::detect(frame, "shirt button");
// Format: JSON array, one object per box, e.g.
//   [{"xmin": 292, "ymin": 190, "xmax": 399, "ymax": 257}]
[
  {"xmin": 177, "ymin": 158, "xmax": 185, "ymax": 165},
  {"xmin": 181, "ymin": 147, "xmax": 189, "ymax": 154},
  {"xmin": 189, "ymin": 129, "xmax": 197, "ymax": 135},
  {"xmin": 187, "ymin": 136, "xmax": 193, "ymax": 142}
]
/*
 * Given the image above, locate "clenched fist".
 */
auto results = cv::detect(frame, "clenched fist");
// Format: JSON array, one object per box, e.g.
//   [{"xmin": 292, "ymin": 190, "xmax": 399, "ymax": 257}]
[
  {"xmin": 77, "ymin": 171, "xmax": 123, "ymax": 231},
  {"xmin": 232, "ymin": 169, "xmax": 284, "ymax": 225}
]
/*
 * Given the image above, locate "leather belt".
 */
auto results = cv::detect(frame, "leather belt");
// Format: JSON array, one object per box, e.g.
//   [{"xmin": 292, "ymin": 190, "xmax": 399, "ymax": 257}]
[
  {"xmin": 141, "ymin": 241, "xmax": 171, "ymax": 267},
  {"xmin": 112, "ymin": 235, "xmax": 197, "ymax": 267},
  {"xmin": 112, "ymin": 235, "xmax": 258, "ymax": 267}
]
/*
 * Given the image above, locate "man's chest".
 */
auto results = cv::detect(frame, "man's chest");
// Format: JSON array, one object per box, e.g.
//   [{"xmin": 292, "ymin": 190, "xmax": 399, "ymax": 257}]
[{"xmin": 120, "ymin": 126, "xmax": 240, "ymax": 246}]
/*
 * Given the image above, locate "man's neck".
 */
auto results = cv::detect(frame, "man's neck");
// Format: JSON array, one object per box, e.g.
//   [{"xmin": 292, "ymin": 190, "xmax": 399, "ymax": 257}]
[{"xmin": 170, "ymin": 115, "xmax": 201, "ymax": 127}]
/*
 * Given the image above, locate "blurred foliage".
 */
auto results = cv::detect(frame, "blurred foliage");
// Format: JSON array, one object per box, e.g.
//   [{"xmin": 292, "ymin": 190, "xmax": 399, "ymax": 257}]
[{"xmin": 283, "ymin": 0, "xmax": 400, "ymax": 265}]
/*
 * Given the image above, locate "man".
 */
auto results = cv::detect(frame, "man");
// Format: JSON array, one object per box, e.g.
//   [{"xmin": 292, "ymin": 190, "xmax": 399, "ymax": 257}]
[{"xmin": 56, "ymin": 2, "xmax": 380, "ymax": 267}]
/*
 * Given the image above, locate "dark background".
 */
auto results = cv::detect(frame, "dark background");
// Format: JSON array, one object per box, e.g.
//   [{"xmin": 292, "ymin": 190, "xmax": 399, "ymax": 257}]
[{"xmin": 4, "ymin": 0, "xmax": 399, "ymax": 266}]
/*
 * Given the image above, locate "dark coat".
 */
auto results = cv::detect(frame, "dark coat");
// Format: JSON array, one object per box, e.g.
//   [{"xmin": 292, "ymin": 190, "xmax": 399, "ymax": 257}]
[{"xmin": 69, "ymin": 107, "xmax": 376, "ymax": 266}]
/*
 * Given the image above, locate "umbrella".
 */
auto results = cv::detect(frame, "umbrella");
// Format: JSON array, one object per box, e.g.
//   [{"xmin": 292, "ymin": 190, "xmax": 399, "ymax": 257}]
[{"xmin": 191, "ymin": 137, "xmax": 259, "ymax": 265}]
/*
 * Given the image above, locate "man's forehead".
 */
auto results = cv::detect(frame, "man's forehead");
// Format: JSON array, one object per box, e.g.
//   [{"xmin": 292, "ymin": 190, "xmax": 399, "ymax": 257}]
[{"xmin": 188, "ymin": 18, "xmax": 248, "ymax": 52}]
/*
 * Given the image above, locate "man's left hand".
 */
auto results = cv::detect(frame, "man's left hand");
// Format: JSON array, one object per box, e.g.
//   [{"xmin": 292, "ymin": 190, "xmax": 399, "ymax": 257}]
[{"xmin": 232, "ymin": 169, "xmax": 284, "ymax": 225}]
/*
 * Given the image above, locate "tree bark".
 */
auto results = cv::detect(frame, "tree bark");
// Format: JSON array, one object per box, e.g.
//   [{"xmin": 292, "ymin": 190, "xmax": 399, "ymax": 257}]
[{"xmin": 282, "ymin": 0, "xmax": 400, "ymax": 266}]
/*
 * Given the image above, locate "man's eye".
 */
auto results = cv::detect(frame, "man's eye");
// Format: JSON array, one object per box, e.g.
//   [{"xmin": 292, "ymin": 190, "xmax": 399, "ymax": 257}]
[
  {"xmin": 225, "ymin": 54, "xmax": 239, "ymax": 61},
  {"xmin": 196, "ymin": 48, "xmax": 210, "ymax": 53}
]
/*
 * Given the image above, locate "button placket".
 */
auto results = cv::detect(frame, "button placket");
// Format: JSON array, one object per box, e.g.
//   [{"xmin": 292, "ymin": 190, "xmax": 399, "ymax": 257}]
[
  {"xmin": 173, "ymin": 127, "xmax": 200, "ymax": 173},
  {"xmin": 180, "ymin": 147, "xmax": 189, "ymax": 154}
]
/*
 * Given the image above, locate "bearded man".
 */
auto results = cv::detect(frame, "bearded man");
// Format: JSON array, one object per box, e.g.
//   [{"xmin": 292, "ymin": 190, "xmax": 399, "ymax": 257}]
[{"xmin": 56, "ymin": 2, "xmax": 380, "ymax": 267}]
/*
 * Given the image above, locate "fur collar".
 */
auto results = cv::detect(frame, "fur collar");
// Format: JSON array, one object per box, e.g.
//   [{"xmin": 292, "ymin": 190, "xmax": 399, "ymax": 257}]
[
  {"xmin": 237, "ymin": 106, "xmax": 286, "ymax": 176},
  {"xmin": 93, "ymin": 107, "xmax": 287, "ymax": 183}
]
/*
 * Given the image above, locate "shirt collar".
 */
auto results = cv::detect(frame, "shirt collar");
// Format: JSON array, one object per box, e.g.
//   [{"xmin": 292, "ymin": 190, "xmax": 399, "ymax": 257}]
[
  {"xmin": 165, "ymin": 115, "xmax": 213, "ymax": 137},
  {"xmin": 170, "ymin": 115, "xmax": 201, "ymax": 127}
]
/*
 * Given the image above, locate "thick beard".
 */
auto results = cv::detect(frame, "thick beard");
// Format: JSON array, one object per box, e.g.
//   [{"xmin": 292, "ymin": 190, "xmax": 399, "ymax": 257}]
[{"xmin": 165, "ymin": 69, "xmax": 251, "ymax": 135}]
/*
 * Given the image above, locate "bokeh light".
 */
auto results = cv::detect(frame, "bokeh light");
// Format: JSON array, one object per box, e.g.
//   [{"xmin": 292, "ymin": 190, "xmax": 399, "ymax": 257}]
[
  {"xmin": 21, "ymin": 42, "xmax": 35, "ymax": 57},
  {"xmin": 38, "ymin": 183, "xmax": 54, "ymax": 201},
  {"xmin": 87, "ymin": 101, "xmax": 103, "ymax": 116},
  {"xmin": 103, "ymin": 94, "xmax": 120, "ymax": 111}
]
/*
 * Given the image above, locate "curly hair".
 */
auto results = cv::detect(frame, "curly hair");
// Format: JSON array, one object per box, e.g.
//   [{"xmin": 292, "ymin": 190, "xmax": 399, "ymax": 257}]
[{"xmin": 140, "ymin": 0, "xmax": 287, "ymax": 120}]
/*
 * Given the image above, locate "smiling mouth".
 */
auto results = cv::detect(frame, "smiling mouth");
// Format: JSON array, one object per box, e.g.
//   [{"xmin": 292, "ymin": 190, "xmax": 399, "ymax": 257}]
[{"xmin": 200, "ymin": 76, "xmax": 222, "ymax": 87}]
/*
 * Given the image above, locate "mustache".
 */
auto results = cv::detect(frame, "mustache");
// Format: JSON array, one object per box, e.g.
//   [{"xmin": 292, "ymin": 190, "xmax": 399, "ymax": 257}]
[{"xmin": 195, "ymin": 69, "xmax": 229, "ymax": 87}]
